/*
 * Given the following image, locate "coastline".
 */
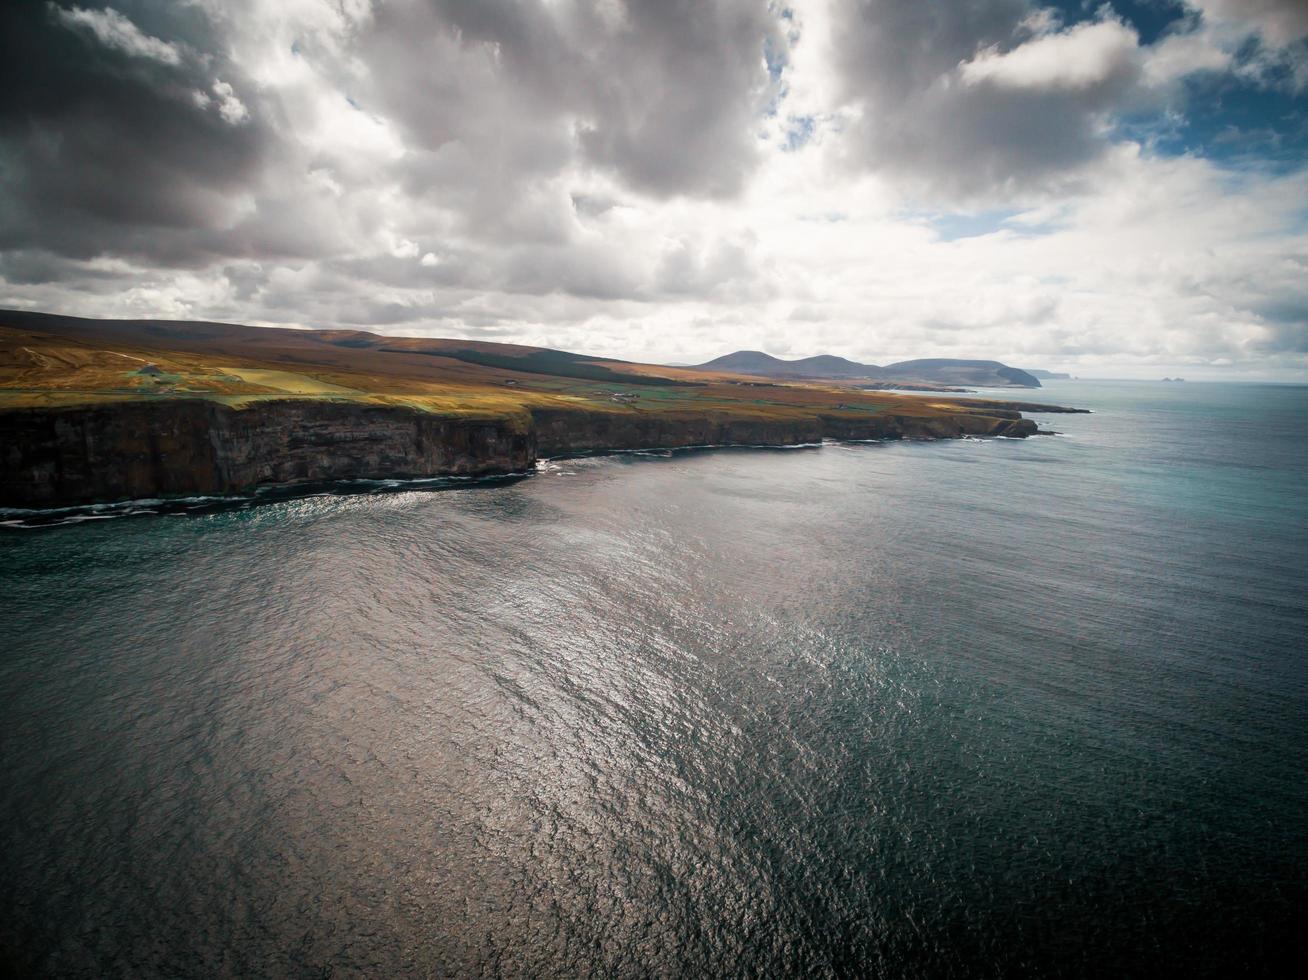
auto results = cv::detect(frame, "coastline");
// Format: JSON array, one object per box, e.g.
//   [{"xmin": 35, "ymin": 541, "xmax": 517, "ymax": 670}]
[
  {"xmin": 0, "ymin": 312, "xmax": 1090, "ymax": 513},
  {"xmin": 0, "ymin": 397, "xmax": 1088, "ymax": 512},
  {"xmin": 0, "ymin": 395, "xmax": 1083, "ymax": 523}
]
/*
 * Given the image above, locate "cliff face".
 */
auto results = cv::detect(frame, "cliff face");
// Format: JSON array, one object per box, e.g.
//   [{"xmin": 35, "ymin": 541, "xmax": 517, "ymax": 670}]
[
  {"xmin": 1, "ymin": 401, "xmax": 532, "ymax": 508},
  {"xmin": 1, "ymin": 399, "xmax": 1037, "ymax": 508},
  {"xmin": 530, "ymin": 409, "xmax": 825, "ymax": 456},
  {"xmin": 530, "ymin": 408, "xmax": 1034, "ymax": 457},
  {"xmin": 817, "ymin": 412, "xmax": 1036, "ymax": 442}
]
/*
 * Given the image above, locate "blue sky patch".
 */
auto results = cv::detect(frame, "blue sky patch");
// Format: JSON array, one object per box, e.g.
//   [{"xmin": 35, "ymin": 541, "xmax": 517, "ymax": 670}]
[{"xmin": 926, "ymin": 209, "xmax": 1022, "ymax": 241}]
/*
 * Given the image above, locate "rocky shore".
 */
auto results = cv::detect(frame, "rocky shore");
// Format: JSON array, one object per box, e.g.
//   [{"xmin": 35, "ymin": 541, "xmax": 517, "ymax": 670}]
[{"xmin": 0, "ymin": 398, "xmax": 1084, "ymax": 508}]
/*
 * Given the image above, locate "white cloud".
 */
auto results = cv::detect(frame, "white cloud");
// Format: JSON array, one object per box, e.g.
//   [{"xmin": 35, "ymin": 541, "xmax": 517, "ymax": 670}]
[
  {"xmin": 1142, "ymin": 28, "xmax": 1231, "ymax": 87},
  {"xmin": 52, "ymin": 4, "xmax": 182, "ymax": 65},
  {"xmin": 959, "ymin": 17, "xmax": 1141, "ymax": 92},
  {"xmin": 1189, "ymin": 0, "xmax": 1308, "ymax": 47},
  {"xmin": 189, "ymin": 81, "xmax": 251, "ymax": 125},
  {"xmin": 211, "ymin": 80, "xmax": 249, "ymax": 124},
  {"xmin": 1184, "ymin": 0, "xmax": 1308, "ymax": 91}
]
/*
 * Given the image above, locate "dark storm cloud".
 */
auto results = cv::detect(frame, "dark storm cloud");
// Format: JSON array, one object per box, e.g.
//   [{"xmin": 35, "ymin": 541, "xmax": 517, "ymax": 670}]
[
  {"xmin": 575, "ymin": 0, "xmax": 781, "ymax": 197},
  {"xmin": 0, "ymin": 1, "xmax": 280, "ymax": 262},
  {"xmin": 357, "ymin": 0, "xmax": 781, "ymax": 204},
  {"xmin": 0, "ymin": 249, "xmax": 125, "ymax": 286},
  {"xmin": 827, "ymin": 0, "xmax": 1145, "ymax": 199}
]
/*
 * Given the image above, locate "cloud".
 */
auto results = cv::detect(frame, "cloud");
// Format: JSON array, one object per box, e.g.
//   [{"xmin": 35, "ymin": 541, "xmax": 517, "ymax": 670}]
[
  {"xmin": 327, "ymin": 0, "xmax": 784, "ymax": 206},
  {"xmin": 959, "ymin": 17, "xmax": 1141, "ymax": 91},
  {"xmin": 824, "ymin": 1, "xmax": 1148, "ymax": 200},
  {"xmin": 211, "ymin": 80, "xmax": 250, "ymax": 125},
  {"xmin": 1189, "ymin": 0, "xmax": 1308, "ymax": 47},
  {"xmin": 0, "ymin": 1, "xmax": 273, "ymax": 261},
  {"xmin": 1184, "ymin": 0, "xmax": 1308, "ymax": 91},
  {"xmin": 0, "ymin": 0, "xmax": 1305, "ymax": 379},
  {"xmin": 52, "ymin": 4, "xmax": 182, "ymax": 64},
  {"xmin": 193, "ymin": 79, "xmax": 251, "ymax": 124},
  {"xmin": 1141, "ymin": 28, "xmax": 1232, "ymax": 86}
]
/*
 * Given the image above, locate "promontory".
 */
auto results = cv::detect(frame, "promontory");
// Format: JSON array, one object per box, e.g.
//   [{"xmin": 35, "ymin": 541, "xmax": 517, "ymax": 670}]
[{"xmin": 0, "ymin": 310, "xmax": 1086, "ymax": 509}]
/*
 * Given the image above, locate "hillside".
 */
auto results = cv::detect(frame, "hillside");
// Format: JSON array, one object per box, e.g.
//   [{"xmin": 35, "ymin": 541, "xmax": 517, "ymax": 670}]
[
  {"xmin": 881, "ymin": 359, "xmax": 1042, "ymax": 388},
  {"xmin": 698, "ymin": 350, "xmax": 879, "ymax": 380}
]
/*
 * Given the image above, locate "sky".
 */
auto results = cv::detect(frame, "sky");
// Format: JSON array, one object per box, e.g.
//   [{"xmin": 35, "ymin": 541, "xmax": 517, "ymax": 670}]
[{"xmin": 2, "ymin": 0, "xmax": 1307, "ymax": 379}]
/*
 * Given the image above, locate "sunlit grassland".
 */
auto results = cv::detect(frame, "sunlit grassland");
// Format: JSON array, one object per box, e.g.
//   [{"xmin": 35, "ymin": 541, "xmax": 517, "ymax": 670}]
[{"xmin": 0, "ymin": 320, "xmax": 999, "ymax": 425}]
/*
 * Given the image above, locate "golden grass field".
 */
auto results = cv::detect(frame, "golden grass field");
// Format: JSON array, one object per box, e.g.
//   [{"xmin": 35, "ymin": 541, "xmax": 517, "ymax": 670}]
[{"xmin": 0, "ymin": 312, "xmax": 1024, "ymax": 428}]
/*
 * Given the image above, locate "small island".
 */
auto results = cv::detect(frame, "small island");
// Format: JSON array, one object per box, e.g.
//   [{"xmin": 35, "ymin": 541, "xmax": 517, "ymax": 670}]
[{"xmin": 0, "ymin": 310, "xmax": 1087, "ymax": 508}]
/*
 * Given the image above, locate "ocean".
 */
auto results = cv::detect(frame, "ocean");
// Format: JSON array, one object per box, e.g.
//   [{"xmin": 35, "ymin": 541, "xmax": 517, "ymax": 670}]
[{"xmin": 2, "ymin": 380, "xmax": 1306, "ymax": 977}]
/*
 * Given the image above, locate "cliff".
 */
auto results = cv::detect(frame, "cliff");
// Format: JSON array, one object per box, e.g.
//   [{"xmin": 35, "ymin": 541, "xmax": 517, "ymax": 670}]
[
  {"xmin": 1, "ymin": 399, "xmax": 1039, "ymax": 508},
  {"xmin": 0, "ymin": 397, "xmax": 1041, "ymax": 507},
  {"xmin": 531, "ymin": 407, "xmax": 1035, "ymax": 457},
  {"xmin": 1, "ymin": 400, "xmax": 532, "ymax": 508}
]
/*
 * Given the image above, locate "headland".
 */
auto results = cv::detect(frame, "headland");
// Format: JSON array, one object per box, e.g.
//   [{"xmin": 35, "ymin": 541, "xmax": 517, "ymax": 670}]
[{"xmin": 0, "ymin": 311, "xmax": 1087, "ymax": 508}]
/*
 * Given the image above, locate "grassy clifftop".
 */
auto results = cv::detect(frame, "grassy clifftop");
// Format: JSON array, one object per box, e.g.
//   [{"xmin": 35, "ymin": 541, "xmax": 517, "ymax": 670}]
[
  {"xmin": 0, "ymin": 310, "xmax": 1066, "ymax": 431},
  {"xmin": 1, "ymin": 312, "xmax": 1090, "ymax": 507}
]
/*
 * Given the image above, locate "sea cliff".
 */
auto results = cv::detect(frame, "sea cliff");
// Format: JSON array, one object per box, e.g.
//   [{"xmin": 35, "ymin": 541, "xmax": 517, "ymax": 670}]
[
  {"xmin": 1, "ymin": 401, "xmax": 532, "ymax": 508},
  {"xmin": 1, "ymin": 399, "xmax": 1046, "ymax": 508},
  {"xmin": 531, "ymin": 406, "xmax": 1036, "ymax": 457}
]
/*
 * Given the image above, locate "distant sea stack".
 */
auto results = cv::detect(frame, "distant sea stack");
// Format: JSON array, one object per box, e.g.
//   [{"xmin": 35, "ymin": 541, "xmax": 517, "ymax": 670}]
[{"xmin": 693, "ymin": 351, "xmax": 1043, "ymax": 388}]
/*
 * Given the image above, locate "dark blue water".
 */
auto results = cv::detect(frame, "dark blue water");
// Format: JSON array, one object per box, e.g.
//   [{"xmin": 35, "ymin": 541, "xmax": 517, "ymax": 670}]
[{"xmin": 3, "ymin": 381, "xmax": 1306, "ymax": 977}]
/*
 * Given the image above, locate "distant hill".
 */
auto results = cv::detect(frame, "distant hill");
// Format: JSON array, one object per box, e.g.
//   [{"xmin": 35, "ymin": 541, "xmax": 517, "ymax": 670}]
[
  {"xmin": 694, "ymin": 350, "xmax": 1041, "ymax": 388},
  {"xmin": 1024, "ymin": 369, "xmax": 1071, "ymax": 380},
  {"xmin": 880, "ymin": 359, "xmax": 1042, "ymax": 388},
  {"xmin": 698, "ymin": 350, "xmax": 878, "ymax": 379}
]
